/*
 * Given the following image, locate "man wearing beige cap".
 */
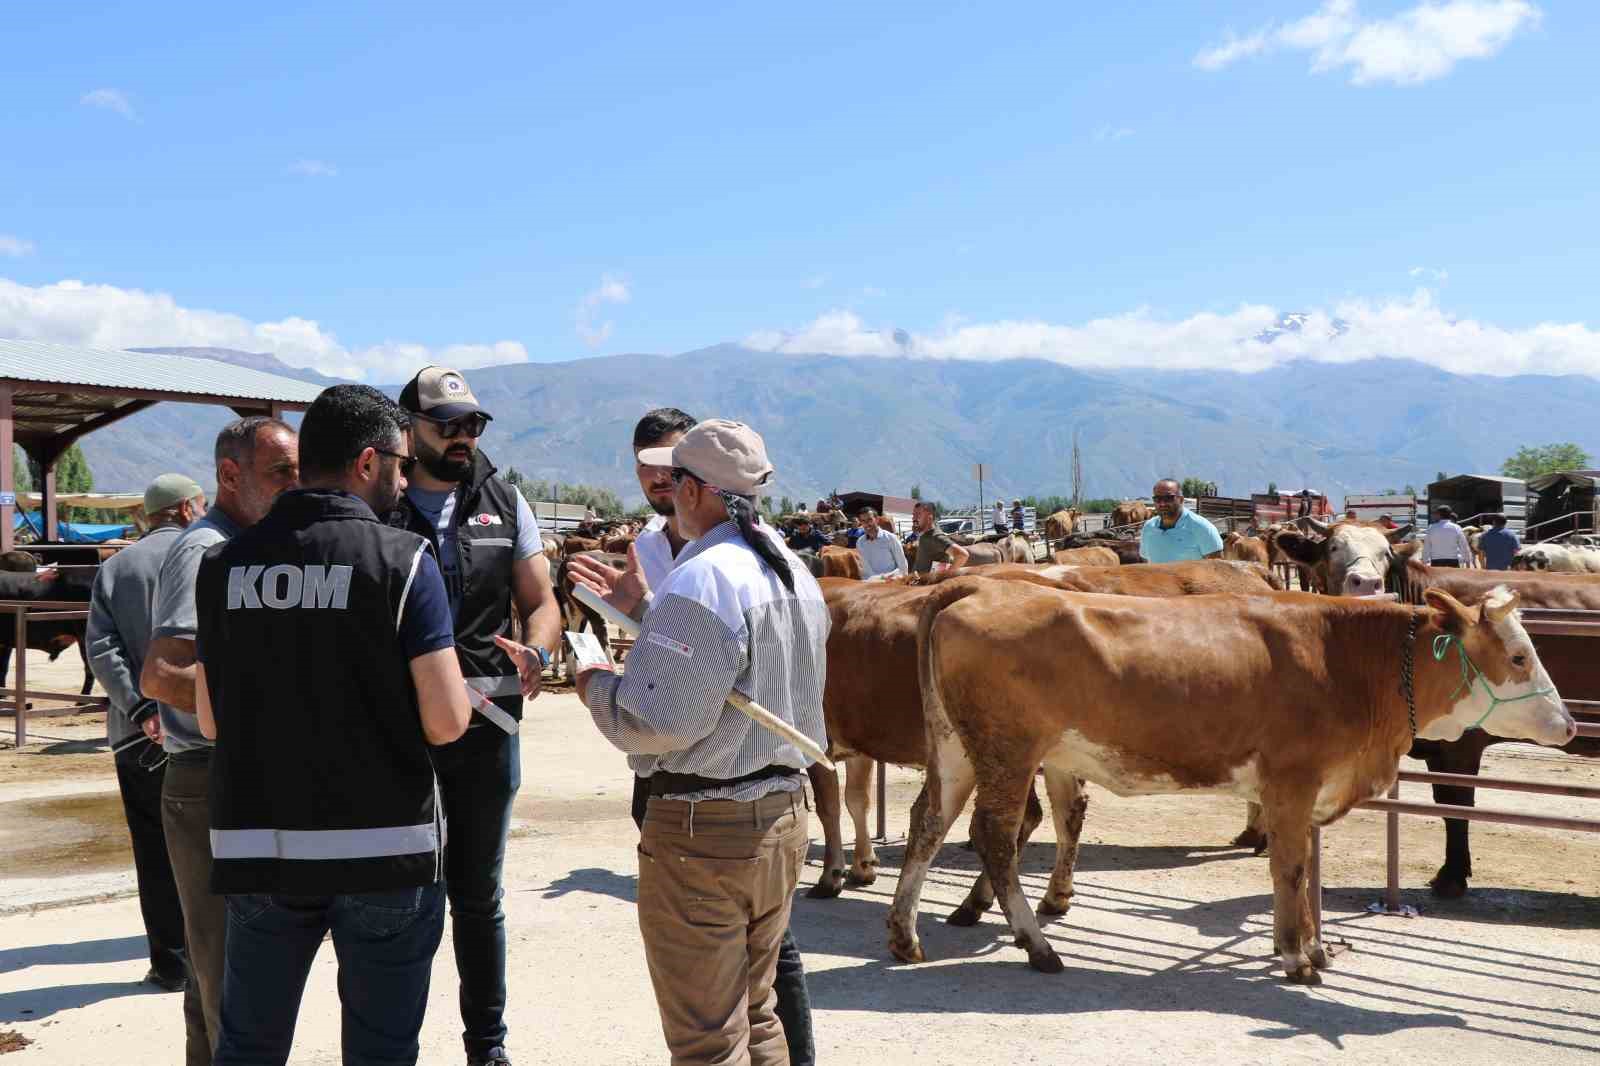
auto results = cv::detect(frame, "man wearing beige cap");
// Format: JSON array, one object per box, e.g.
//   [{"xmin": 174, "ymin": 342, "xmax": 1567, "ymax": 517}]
[
  {"xmin": 566, "ymin": 419, "xmax": 828, "ymax": 1066},
  {"xmin": 87, "ymin": 475, "xmax": 206, "ymax": 1003},
  {"xmin": 390, "ymin": 365, "xmax": 561, "ymax": 1066}
]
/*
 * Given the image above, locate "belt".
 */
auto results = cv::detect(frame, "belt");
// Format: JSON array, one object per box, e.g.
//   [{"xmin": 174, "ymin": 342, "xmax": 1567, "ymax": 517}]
[
  {"xmin": 167, "ymin": 747, "xmax": 214, "ymax": 767},
  {"xmin": 648, "ymin": 764, "xmax": 800, "ymax": 797}
]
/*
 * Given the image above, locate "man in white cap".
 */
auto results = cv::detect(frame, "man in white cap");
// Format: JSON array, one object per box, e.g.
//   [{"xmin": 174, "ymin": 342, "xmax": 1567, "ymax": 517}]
[
  {"xmin": 87, "ymin": 475, "xmax": 206, "ymax": 999},
  {"xmin": 389, "ymin": 365, "xmax": 561, "ymax": 1066},
  {"xmin": 566, "ymin": 419, "xmax": 828, "ymax": 1066}
]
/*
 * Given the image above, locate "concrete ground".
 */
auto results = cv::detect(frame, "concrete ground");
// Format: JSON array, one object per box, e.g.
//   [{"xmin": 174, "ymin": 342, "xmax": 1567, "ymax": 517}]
[{"xmin": 2, "ymin": 651, "xmax": 1598, "ymax": 1064}]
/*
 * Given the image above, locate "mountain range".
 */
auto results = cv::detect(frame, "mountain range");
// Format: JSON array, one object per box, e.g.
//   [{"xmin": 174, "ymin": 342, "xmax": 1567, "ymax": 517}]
[{"xmin": 73, "ymin": 345, "xmax": 1600, "ymax": 509}]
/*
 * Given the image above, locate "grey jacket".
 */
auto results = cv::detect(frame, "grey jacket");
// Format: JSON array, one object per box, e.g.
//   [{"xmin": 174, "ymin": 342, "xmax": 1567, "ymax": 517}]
[{"xmin": 87, "ymin": 525, "xmax": 184, "ymax": 752}]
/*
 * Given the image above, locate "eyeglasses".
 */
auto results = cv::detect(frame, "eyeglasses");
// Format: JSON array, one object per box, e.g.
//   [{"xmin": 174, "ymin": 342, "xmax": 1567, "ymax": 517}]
[
  {"xmin": 1153, "ymin": 493, "xmax": 1180, "ymax": 502},
  {"xmin": 376, "ymin": 449, "xmax": 418, "ymax": 476},
  {"xmin": 415, "ymin": 411, "xmax": 489, "ymax": 440}
]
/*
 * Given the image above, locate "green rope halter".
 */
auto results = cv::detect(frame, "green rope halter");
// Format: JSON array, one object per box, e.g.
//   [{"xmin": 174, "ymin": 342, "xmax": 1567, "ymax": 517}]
[{"xmin": 1431, "ymin": 633, "xmax": 1556, "ymax": 731}]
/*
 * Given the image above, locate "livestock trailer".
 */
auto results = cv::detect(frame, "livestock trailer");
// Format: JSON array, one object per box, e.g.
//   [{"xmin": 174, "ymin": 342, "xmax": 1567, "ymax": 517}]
[
  {"xmin": 1197, "ymin": 495, "xmax": 1253, "ymax": 533},
  {"xmin": 1426, "ymin": 475, "xmax": 1527, "ymax": 534},
  {"xmin": 1525, "ymin": 470, "xmax": 1600, "ymax": 543},
  {"xmin": 1344, "ymin": 493, "xmax": 1422, "ymax": 526},
  {"xmin": 1251, "ymin": 490, "xmax": 1333, "ymax": 527},
  {"xmin": 837, "ymin": 490, "xmax": 918, "ymax": 535}
]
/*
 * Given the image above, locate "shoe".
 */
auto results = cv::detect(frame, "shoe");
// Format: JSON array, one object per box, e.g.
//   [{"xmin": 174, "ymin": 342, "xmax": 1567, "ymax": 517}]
[
  {"xmin": 143, "ymin": 968, "xmax": 188, "ymax": 993},
  {"xmin": 468, "ymin": 1053, "xmax": 511, "ymax": 1066}
]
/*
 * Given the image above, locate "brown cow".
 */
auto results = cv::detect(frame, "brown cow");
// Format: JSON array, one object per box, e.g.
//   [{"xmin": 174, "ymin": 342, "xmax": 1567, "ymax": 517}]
[
  {"xmin": 1222, "ymin": 531, "xmax": 1270, "ymax": 567},
  {"xmin": 1051, "ymin": 546, "xmax": 1119, "ymax": 567},
  {"xmin": 1273, "ymin": 519, "xmax": 1413, "ymax": 596},
  {"xmin": 818, "ymin": 545, "xmax": 863, "ymax": 580},
  {"xmin": 562, "ymin": 535, "xmax": 602, "ymax": 555},
  {"xmin": 601, "ymin": 533, "xmax": 636, "ymax": 554},
  {"xmin": 812, "ymin": 560, "xmax": 1281, "ymax": 899},
  {"xmin": 888, "ymin": 579, "xmax": 1575, "ymax": 980},
  {"xmin": 1044, "ymin": 509, "xmax": 1079, "ymax": 541},
  {"xmin": 1109, "ymin": 500, "xmax": 1151, "ymax": 528}
]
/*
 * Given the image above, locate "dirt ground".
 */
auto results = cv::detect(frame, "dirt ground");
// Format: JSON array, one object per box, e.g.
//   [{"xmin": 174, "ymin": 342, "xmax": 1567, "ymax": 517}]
[{"xmin": 2, "ymin": 652, "xmax": 1598, "ymax": 1065}]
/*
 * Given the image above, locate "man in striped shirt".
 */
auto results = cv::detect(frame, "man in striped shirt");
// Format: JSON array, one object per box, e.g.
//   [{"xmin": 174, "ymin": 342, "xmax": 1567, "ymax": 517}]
[{"xmin": 568, "ymin": 419, "xmax": 828, "ymax": 1066}]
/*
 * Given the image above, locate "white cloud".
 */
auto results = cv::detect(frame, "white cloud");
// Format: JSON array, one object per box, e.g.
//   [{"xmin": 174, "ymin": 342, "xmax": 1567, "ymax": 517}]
[
  {"xmin": 0, "ymin": 235, "xmax": 34, "ymax": 258},
  {"xmin": 0, "ymin": 276, "xmax": 528, "ymax": 382},
  {"xmin": 81, "ymin": 88, "xmax": 136, "ymax": 120},
  {"xmin": 1409, "ymin": 265, "xmax": 1449, "ymax": 282},
  {"xmin": 1092, "ymin": 125, "xmax": 1135, "ymax": 142},
  {"xmin": 743, "ymin": 290, "xmax": 1600, "ymax": 378},
  {"xmin": 1194, "ymin": 1, "xmax": 1540, "ymax": 86},
  {"xmin": 288, "ymin": 159, "xmax": 339, "ymax": 178},
  {"xmin": 575, "ymin": 274, "xmax": 631, "ymax": 349}
]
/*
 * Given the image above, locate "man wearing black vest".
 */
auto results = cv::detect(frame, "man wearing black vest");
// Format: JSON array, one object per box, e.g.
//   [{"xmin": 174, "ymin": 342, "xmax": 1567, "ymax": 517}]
[
  {"xmin": 194, "ymin": 384, "xmax": 471, "ymax": 1066},
  {"xmin": 388, "ymin": 366, "xmax": 561, "ymax": 1066}
]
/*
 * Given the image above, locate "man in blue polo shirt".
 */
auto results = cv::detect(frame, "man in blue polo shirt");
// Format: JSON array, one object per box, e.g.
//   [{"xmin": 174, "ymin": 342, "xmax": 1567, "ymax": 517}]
[
  {"xmin": 1479, "ymin": 513, "xmax": 1519, "ymax": 570},
  {"xmin": 1140, "ymin": 478, "xmax": 1224, "ymax": 563}
]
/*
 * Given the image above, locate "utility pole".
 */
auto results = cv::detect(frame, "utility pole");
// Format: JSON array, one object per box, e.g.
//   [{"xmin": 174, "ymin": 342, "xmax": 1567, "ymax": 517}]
[
  {"xmin": 976, "ymin": 463, "xmax": 986, "ymax": 528},
  {"xmin": 1071, "ymin": 429, "xmax": 1083, "ymax": 509}
]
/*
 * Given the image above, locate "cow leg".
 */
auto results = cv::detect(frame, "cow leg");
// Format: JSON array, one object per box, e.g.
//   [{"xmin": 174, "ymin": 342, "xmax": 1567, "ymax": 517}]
[
  {"xmin": 1425, "ymin": 736, "xmax": 1491, "ymax": 898},
  {"xmin": 1233, "ymin": 802, "xmax": 1269, "ymax": 853},
  {"xmin": 1265, "ymin": 799, "xmax": 1319, "ymax": 984},
  {"xmin": 843, "ymin": 756, "xmax": 879, "ymax": 886},
  {"xmin": 949, "ymin": 776, "xmax": 1044, "ymax": 926},
  {"xmin": 971, "ymin": 773, "xmax": 1063, "ymax": 973},
  {"xmin": 1294, "ymin": 829, "xmax": 1331, "ymax": 972},
  {"xmin": 886, "ymin": 736, "xmax": 976, "ymax": 965},
  {"xmin": 1037, "ymin": 767, "xmax": 1087, "ymax": 917},
  {"xmin": 805, "ymin": 763, "xmax": 847, "ymax": 899},
  {"xmin": 78, "ymin": 638, "xmax": 94, "ymax": 696}
]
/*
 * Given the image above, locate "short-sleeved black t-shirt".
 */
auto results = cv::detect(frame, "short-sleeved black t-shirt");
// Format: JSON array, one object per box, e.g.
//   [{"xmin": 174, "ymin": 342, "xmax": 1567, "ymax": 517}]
[{"xmin": 912, "ymin": 529, "xmax": 957, "ymax": 573}]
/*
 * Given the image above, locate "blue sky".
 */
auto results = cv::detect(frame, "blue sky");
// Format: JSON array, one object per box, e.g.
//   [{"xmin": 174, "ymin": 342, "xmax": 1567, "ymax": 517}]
[{"xmin": 3, "ymin": 1, "xmax": 1596, "ymax": 380}]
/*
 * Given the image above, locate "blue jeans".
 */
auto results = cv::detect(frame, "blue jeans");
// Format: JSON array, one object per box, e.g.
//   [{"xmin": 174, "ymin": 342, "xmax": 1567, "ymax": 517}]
[
  {"xmin": 214, "ymin": 883, "xmax": 445, "ymax": 1066},
  {"xmin": 431, "ymin": 724, "xmax": 521, "ymax": 1058}
]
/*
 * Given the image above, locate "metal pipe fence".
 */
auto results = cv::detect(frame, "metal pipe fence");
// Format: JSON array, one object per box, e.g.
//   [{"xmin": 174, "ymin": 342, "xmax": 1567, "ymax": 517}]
[{"xmin": 1, "ymin": 600, "xmax": 108, "ymax": 746}]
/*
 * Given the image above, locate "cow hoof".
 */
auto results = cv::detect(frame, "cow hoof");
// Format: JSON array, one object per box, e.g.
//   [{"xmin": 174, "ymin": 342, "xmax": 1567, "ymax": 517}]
[
  {"xmin": 945, "ymin": 902, "xmax": 985, "ymax": 927},
  {"xmin": 1231, "ymin": 827, "xmax": 1268, "ymax": 851},
  {"xmin": 1285, "ymin": 965, "xmax": 1321, "ymax": 986},
  {"xmin": 1308, "ymin": 945, "xmax": 1332, "ymax": 971},
  {"xmin": 1036, "ymin": 893, "xmax": 1073, "ymax": 917},
  {"xmin": 806, "ymin": 872, "xmax": 845, "ymax": 899},
  {"xmin": 888, "ymin": 936, "xmax": 926, "ymax": 964},
  {"xmin": 958, "ymin": 838, "xmax": 977, "ymax": 851},
  {"xmin": 845, "ymin": 864, "xmax": 879, "ymax": 888},
  {"xmin": 1429, "ymin": 869, "xmax": 1469, "ymax": 899},
  {"xmin": 1026, "ymin": 947, "xmax": 1065, "ymax": 974}
]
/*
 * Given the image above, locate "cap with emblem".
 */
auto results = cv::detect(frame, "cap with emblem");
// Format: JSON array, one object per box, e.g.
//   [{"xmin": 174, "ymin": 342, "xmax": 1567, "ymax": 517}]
[
  {"xmin": 636, "ymin": 419, "xmax": 774, "ymax": 496},
  {"xmin": 398, "ymin": 366, "xmax": 493, "ymax": 422},
  {"xmin": 143, "ymin": 473, "xmax": 205, "ymax": 516}
]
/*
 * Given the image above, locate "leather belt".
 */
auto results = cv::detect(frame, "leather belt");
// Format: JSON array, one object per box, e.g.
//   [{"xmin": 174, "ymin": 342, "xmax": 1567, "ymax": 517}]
[{"xmin": 648, "ymin": 764, "xmax": 799, "ymax": 797}]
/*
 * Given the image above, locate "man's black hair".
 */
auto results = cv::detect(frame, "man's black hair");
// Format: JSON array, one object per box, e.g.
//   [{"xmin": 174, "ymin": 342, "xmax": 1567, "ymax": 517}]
[
  {"xmin": 214, "ymin": 415, "xmax": 294, "ymax": 471},
  {"xmin": 632, "ymin": 408, "xmax": 697, "ymax": 450},
  {"xmin": 298, "ymin": 385, "xmax": 411, "ymax": 482}
]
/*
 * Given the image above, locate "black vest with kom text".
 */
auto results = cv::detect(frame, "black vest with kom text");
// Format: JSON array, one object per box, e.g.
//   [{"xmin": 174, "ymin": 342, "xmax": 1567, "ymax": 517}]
[
  {"xmin": 197, "ymin": 489, "xmax": 441, "ymax": 895},
  {"xmin": 385, "ymin": 449, "xmax": 523, "ymax": 731}
]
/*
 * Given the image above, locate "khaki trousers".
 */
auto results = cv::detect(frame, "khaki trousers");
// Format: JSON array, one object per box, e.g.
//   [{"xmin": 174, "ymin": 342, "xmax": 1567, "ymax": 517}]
[{"xmin": 638, "ymin": 791, "xmax": 809, "ymax": 1066}]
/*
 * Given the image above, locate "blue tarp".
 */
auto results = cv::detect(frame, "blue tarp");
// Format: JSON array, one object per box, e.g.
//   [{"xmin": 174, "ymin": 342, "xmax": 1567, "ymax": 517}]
[{"xmin": 13, "ymin": 510, "xmax": 130, "ymax": 544}]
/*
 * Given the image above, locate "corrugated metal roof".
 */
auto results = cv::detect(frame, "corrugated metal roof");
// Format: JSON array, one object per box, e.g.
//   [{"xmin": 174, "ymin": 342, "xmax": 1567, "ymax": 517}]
[{"xmin": 0, "ymin": 338, "xmax": 325, "ymax": 404}]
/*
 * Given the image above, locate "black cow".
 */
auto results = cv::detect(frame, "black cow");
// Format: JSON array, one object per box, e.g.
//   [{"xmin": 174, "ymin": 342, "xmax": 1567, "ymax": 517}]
[{"xmin": 0, "ymin": 568, "xmax": 96, "ymax": 698}]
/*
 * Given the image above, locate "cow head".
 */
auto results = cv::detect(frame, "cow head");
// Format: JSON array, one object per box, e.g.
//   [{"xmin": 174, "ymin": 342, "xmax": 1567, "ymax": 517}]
[
  {"xmin": 1418, "ymin": 588, "xmax": 1575, "ymax": 746},
  {"xmin": 1274, "ymin": 521, "xmax": 1412, "ymax": 596},
  {"xmin": 1510, "ymin": 547, "xmax": 1551, "ymax": 571}
]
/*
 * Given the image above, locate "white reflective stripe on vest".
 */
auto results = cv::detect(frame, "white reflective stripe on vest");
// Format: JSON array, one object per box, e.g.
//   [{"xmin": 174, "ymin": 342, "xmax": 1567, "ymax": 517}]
[
  {"xmin": 464, "ymin": 682, "xmax": 520, "ymax": 734},
  {"xmin": 468, "ymin": 537, "xmax": 514, "ymax": 549},
  {"xmin": 210, "ymin": 823, "xmax": 439, "ymax": 860}
]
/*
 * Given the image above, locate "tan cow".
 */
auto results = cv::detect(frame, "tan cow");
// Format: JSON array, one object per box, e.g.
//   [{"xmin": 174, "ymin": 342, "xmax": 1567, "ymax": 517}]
[
  {"xmin": 812, "ymin": 560, "xmax": 1281, "ymax": 899},
  {"xmin": 1051, "ymin": 545, "xmax": 1119, "ymax": 567},
  {"xmin": 1109, "ymin": 500, "xmax": 1151, "ymax": 528},
  {"xmin": 1222, "ymin": 531, "xmax": 1270, "ymax": 567},
  {"xmin": 1044, "ymin": 509, "xmax": 1079, "ymax": 540},
  {"xmin": 1273, "ymin": 519, "xmax": 1413, "ymax": 596},
  {"xmin": 887, "ymin": 579, "xmax": 1574, "ymax": 981},
  {"xmin": 819, "ymin": 545, "xmax": 863, "ymax": 579}
]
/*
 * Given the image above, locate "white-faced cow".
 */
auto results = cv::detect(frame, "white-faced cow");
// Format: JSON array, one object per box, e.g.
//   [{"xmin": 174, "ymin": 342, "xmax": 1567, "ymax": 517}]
[{"xmin": 887, "ymin": 579, "xmax": 1574, "ymax": 982}]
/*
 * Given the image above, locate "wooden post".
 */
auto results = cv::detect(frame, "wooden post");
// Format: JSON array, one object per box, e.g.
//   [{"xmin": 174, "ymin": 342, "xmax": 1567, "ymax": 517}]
[
  {"xmin": 42, "ymin": 463, "xmax": 58, "ymax": 542},
  {"xmin": 0, "ymin": 385, "xmax": 12, "ymax": 553},
  {"xmin": 1309, "ymin": 826, "xmax": 1323, "ymax": 935},
  {"xmin": 1385, "ymin": 779, "xmax": 1402, "ymax": 912},
  {"xmin": 14, "ymin": 607, "xmax": 26, "ymax": 747},
  {"xmin": 875, "ymin": 760, "xmax": 887, "ymax": 841}
]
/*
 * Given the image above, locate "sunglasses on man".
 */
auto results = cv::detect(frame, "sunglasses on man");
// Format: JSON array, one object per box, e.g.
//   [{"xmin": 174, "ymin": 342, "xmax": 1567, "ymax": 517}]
[
  {"xmin": 1153, "ymin": 493, "xmax": 1180, "ymax": 502},
  {"xmin": 415, "ymin": 411, "xmax": 490, "ymax": 440},
  {"xmin": 376, "ymin": 449, "xmax": 419, "ymax": 476}
]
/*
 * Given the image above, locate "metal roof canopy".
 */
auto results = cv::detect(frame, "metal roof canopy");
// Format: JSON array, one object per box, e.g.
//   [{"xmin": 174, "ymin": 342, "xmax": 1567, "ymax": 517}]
[{"xmin": 0, "ymin": 339, "xmax": 324, "ymax": 551}]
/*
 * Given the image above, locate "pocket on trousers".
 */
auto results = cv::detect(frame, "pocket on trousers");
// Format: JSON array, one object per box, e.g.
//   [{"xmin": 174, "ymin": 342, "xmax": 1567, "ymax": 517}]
[
  {"xmin": 349, "ymin": 887, "xmax": 428, "ymax": 938},
  {"xmin": 226, "ymin": 894, "xmax": 273, "ymax": 927}
]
